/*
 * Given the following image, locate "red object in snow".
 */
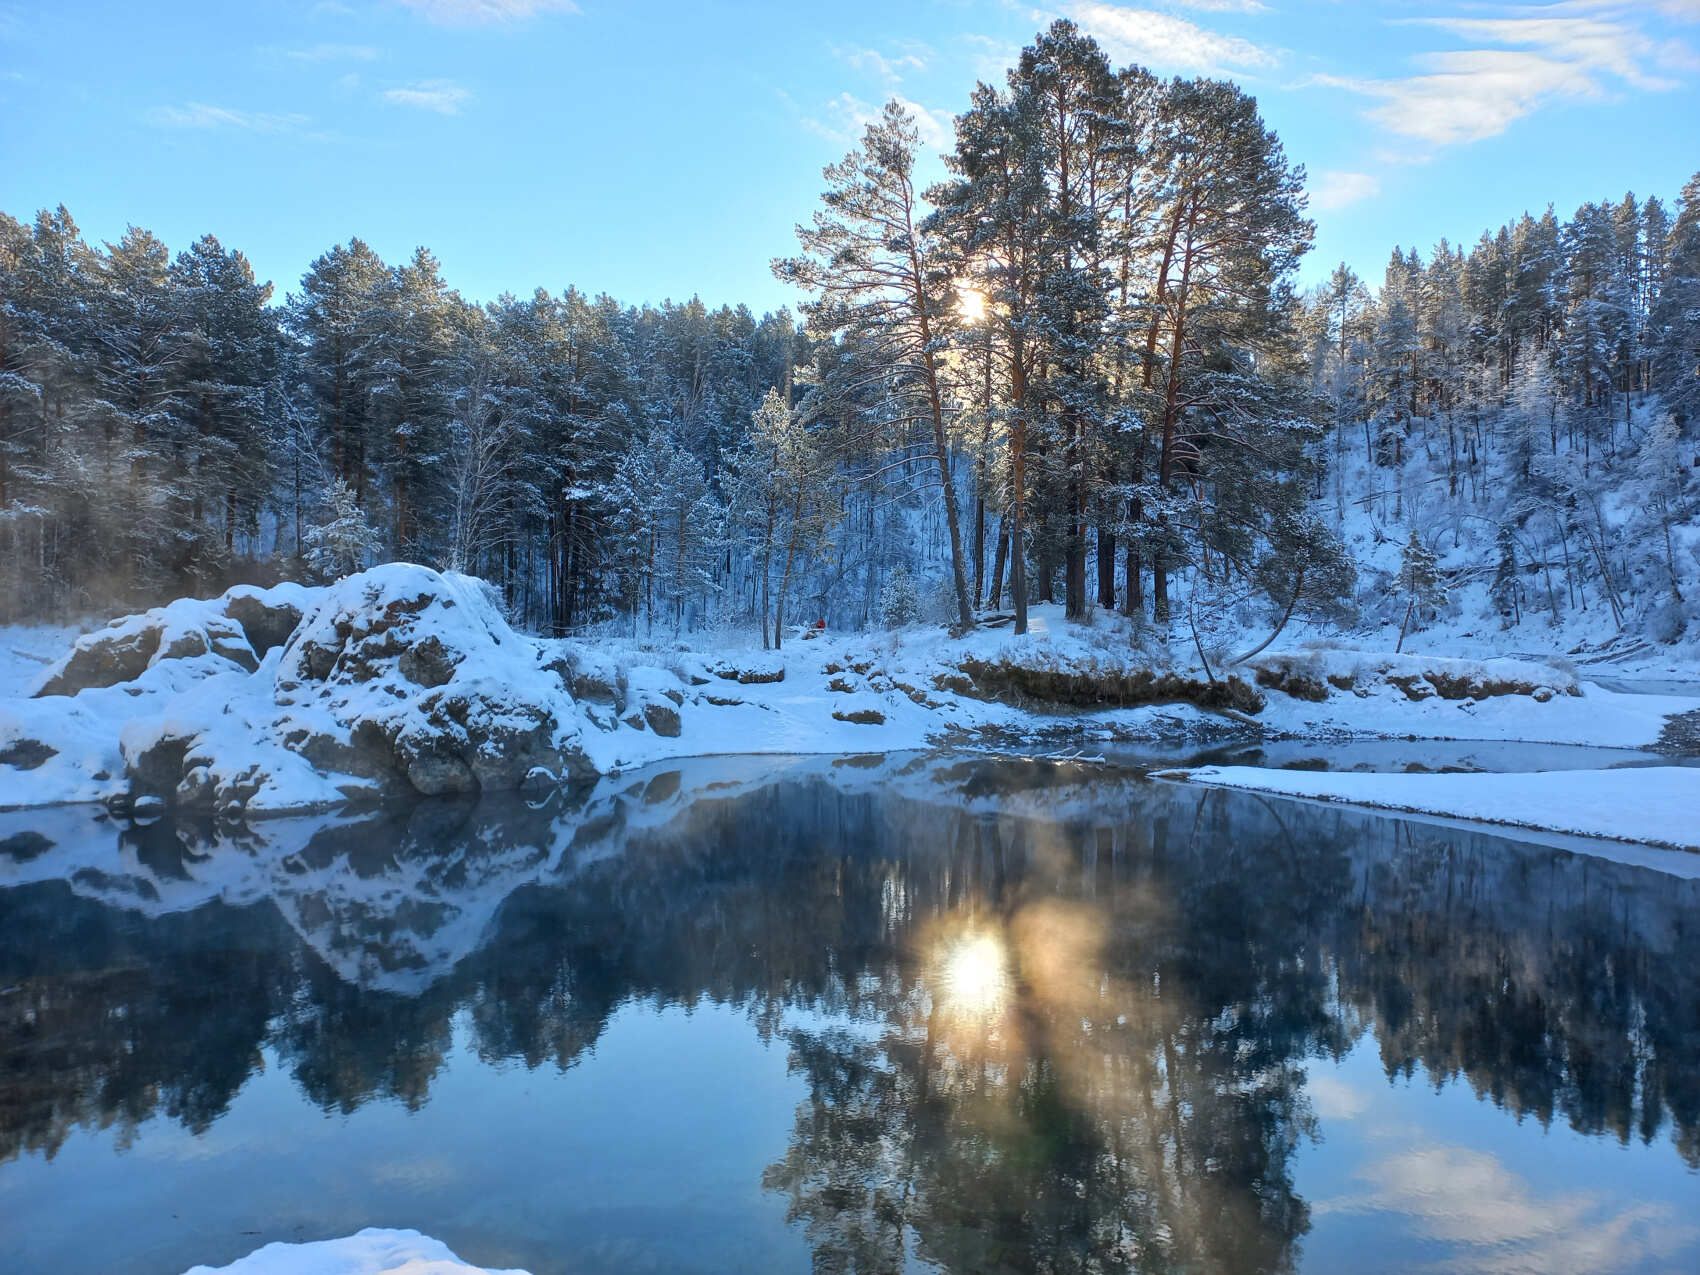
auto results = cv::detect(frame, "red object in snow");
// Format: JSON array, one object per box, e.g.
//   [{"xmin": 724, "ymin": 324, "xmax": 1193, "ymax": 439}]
[{"xmin": 815, "ymin": 619, "xmax": 826, "ymax": 630}]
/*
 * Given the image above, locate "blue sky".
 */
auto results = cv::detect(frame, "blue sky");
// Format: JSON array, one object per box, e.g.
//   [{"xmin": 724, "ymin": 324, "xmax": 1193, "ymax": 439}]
[{"xmin": 3, "ymin": 1, "xmax": 1697, "ymax": 312}]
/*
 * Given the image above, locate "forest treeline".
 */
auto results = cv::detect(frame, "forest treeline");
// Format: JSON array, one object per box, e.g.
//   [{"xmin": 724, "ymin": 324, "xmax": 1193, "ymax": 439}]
[{"xmin": 3, "ymin": 19, "xmax": 1697, "ymax": 645}]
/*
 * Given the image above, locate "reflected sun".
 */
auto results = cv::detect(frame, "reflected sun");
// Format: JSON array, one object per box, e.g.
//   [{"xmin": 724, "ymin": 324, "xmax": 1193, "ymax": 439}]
[{"xmin": 939, "ymin": 931, "xmax": 1009, "ymax": 1017}]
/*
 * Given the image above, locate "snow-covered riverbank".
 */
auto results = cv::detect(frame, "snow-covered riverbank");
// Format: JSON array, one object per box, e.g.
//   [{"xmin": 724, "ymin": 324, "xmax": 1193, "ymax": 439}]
[
  {"xmin": 1, "ymin": 564, "xmax": 1694, "ymax": 826},
  {"xmin": 1165, "ymin": 764, "xmax": 1700, "ymax": 853}
]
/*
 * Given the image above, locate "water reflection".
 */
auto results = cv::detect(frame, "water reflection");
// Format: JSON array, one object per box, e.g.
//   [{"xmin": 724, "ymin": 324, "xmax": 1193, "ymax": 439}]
[
  {"xmin": 2, "ymin": 754, "xmax": 1698, "ymax": 1273},
  {"xmin": 1321, "ymin": 1142, "xmax": 1699, "ymax": 1275}
]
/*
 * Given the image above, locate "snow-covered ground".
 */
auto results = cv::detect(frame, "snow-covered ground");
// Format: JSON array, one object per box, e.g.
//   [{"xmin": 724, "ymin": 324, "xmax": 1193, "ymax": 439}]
[
  {"xmin": 1, "ymin": 565, "xmax": 1695, "ymax": 838},
  {"xmin": 182, "ymin": 1229, "xmax": 527, "ymax": 1275},
  {"xmin": 0, "ymin": 622, "xmax": 87, "ymax": 693},
  {"xmin": 1249, "ymin": 645, "xmax": 1695, "ymax": 749},
  {"xmin": 1168, "ymin": 764, "xmax": 1700, "ymax": 853}
]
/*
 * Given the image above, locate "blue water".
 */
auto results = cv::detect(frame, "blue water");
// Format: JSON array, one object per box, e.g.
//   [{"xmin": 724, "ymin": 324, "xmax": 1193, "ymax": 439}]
[{"xmin": 1, "ymin": 753, "xmax": 1695, "ymax": 1273}]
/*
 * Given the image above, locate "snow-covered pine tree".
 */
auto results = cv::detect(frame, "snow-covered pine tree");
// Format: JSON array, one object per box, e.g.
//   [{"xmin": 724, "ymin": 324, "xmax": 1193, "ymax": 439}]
[
  {"xmin": 1651, "ymin": 174, "xmax": 1700, "ymax": 428},
  {"xmin": 879, "ymin": 563, "xmax": 920, "ymax": 628},
  {"xmin": 304, "ymin": 478, "xmax": 382, "ymax": 581},
  {"xmin": 290, "ymin": 239, "xmax": 390, "ymax": 523},
  {"xmin": 1396, "ymin": 531, "xmax": 1445, "ymax": 652},
  {"xmin": 170, "ymin": 233, "xmax": 280, "ymax": 570}
]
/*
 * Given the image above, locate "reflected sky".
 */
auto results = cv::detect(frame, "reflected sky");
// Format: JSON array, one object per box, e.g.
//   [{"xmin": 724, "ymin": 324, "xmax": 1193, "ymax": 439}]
[{"xmin": 1, "ymin": 753, "xmax": 1697, "ymax": 1274}]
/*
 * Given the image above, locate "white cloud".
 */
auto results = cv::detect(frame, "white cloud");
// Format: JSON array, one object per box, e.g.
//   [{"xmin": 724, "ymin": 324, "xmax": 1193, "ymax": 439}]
[
  {"xmin": 1566, "ymin": 0, "xmax": 1700, "ymax": 20},
  {"xmin": 382, "ymin": 78, "xmax": 471, "ymax": 114},
  {"xmin": 286, "ymin": 43, "xmax": 380, "ymax": 62},
  {"xmin": 1306, "ymin": 1072, "xmax": 1371, "ymax": 1118},
  {"xmin": 1318, "ymin": 6, "xmax": 1695, "ymax": 150},
  {"xmin": 393, "ymin": 0, "xmax": 577, "ymax": 24},
  {"xmin": 1169, "ymin": 0, "xmax": 1268, "ymax": 11},
  {"xmin": 1405, "ymin": 14, "xmax": 1674, "ymax": 89},
  {"xmin": 800, "ymin": 91, "xmax": 953, "ymax": 152},
  {"xmin": 842, "ymin": 46, "xmax": 929, "ymax": 84},
  {"xmin": 1066, "ymin": 2, "xmax": 1278, "ymax": 74},
  {"xmin": 1323, "ymin": 53, "xmax": 1594, "ymax": 148},
  {"xmin": 148, "ymin": 102, "xmax": 311, "ymax": 132}
]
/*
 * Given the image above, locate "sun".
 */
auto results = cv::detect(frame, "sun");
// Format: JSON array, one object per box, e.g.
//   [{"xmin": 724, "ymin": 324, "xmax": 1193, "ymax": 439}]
[{"xmin": 955, "ymin": 284, "xmax": 988, "ymax": 325}]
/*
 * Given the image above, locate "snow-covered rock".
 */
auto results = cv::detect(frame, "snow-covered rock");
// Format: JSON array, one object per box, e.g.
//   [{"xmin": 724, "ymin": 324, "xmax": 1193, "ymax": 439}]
[
  {"xmin": 1250, "ymin": 647, "xmax": 1580, "ymax": 705},
  {"xmin": 182, "ymin": 1228, "xmax": 529, "ymax": 1275},
  {"xmin": 31, "ymin": 583, "xmax": 310, "ymax": 696},
  {"xmin": 120, "ymin": 565, "xmax": 595, "ymax": 811}
]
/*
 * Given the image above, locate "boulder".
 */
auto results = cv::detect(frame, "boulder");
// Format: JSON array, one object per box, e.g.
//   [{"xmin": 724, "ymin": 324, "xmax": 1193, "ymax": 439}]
[
  {"xmin": 125, "ymin": 727, "xmax": 197, "ymax": 800},
  {"xmin": 110, "ymin": 566, "xmax": 595, "ymax": 814},
  {"xmin": 0, "ymin": 738, "xmax": 56, "ymax": 770},
  {"xmin": 709, "ymin": 656, "xmax": 785, "ymax": 685},
  {"xmin": 33, "ymin": 582, "xmax": 310, "ymax": 697},
  {"xmin": 642, "ymin": 702, "xmax": 682, "ymax": 737},
  {"xmin": 34, "ymin": 623, "xmax": 160, "ymax": 696},
  {"xmin": 224, "ymin": 588, "xmax": 306, "ymax": 657}
]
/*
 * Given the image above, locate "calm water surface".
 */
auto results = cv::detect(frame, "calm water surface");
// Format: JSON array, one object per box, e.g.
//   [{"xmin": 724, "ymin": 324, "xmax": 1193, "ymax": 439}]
[{"xmin": 1, "ymin": 753, "xmax": 1697, "ymax": 1274}]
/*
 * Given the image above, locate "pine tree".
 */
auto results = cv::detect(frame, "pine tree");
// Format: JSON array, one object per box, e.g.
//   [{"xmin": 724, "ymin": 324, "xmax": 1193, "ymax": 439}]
[
  {"xmin": 1133, "ymin": 76, "xmax": 1314, "ymax": 621},
  {"xmin": 1396, "ymin": 531, "xmax": 1445, "ymax": 652},
  {"xmin": 170, "ymin": 234, "xmax": 280, "ymax": 568},
  {"xmin": 776, "ymin": 98, "xmax": 975, "ymax": 633},
  {"xmin": 304, "ymin": 478, "xmax": 382, "ymax": 581},
  {"xmin": 932, "ymin": 82, "xmax": 1046, "ymax": 633},
  {"xmin": 1651, "ymin": 172, "xmax": 1700, "ymax": 427},
  {"xmin": 879, "ymin": 563, "xmax": 920, "ymax": 628},
  {"xmin": 290, "ymin": 239, "xmax": 389, "ymax": 515},
  {"xmin": 1490, "ymin": 525, "xmax": 1521, "ymax": 627}
]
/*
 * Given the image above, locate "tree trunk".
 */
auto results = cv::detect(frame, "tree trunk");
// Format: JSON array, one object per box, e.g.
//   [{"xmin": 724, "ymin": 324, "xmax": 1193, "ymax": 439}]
[
  {"xmin": 1152, "ymin": 540, "xmax": 1169, "ymax": 625},
  {"xmin": 1124, "ymin": 510, "xmax": 1143, "ymax": 619},
  {"xmin": 1009, "ymin": 356, "xmax": 1030, "ymax": 635},
  {"xmin": 907, "ymin": 224, "xmax": 974, "ymax": 633},
  {"xmin": 759, "ymin": 505, "xmax": 775, "ymax": 650},
  {"xmin": 989, "ymin": 518, "xmax": 1009, "ymax": 610},
  {"xmin": 775, "ymin": 495, "xmax": 802, "ymax": 650},
  {"xmin": 973, "ymin": 482, "xmax": 986, "ymax": 609},
  {"xmin": 1096, "ymin": 520, "xmax": 1116, "ymax": 610}
]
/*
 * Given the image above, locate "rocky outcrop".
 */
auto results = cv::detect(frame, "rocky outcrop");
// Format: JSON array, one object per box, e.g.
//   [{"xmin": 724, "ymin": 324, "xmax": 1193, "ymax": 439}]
[
  {"xmin": 116, "ymin": 566, "xmax": 594, "ymax": 813},
  {"xmin": 33, "ymin": 584, "xmax": 309, "ymax": 697},
  {"xmin": 1251, "ymin": 650, "xmax": 1580, "ymax": 704},
  {"xmin": 948, "ymin": 656, "xmax": 1265, "ymax": 715}
]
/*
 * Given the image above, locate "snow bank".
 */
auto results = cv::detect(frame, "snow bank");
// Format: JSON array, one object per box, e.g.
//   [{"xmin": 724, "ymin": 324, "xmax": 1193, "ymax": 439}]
[
  {"xmin": 1170, "ymin": 764, "xmax": 1700, "ymax": 852},
  {"xmin": 1247, "ymin": 644, "xmax": 1693, "ymax": 748},
  {"xmin": 0, "ymin": 622, "xmax": 84, "ymax": 695},
  {"xmin": 182, "ymin": 1228, "xmax": 528, "ymax": 1275},
  {"xmin": 1251, "ymin": 647, "xmax": 1580, "ymax": 703},
  {"xmin": 3, "ymin": 579, "xmax": 1696, "ymax": 818}
]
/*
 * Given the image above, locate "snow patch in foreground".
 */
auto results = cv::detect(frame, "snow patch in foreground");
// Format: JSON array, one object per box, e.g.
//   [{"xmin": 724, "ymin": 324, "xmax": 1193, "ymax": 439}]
[
  {"xmin": 1171, "ymin": 765, "xmax": 1700, "ymax": 853},
  {"xmin": 182, "ymin": 1228, "xmax": 529, "ymax": 1275}
]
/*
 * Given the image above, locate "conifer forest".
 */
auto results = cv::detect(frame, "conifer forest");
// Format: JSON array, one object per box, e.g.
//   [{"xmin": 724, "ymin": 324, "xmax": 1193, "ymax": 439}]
[{"xmin": 5, "ymin": 21, "xmax": 1696, "ymax": 658}]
